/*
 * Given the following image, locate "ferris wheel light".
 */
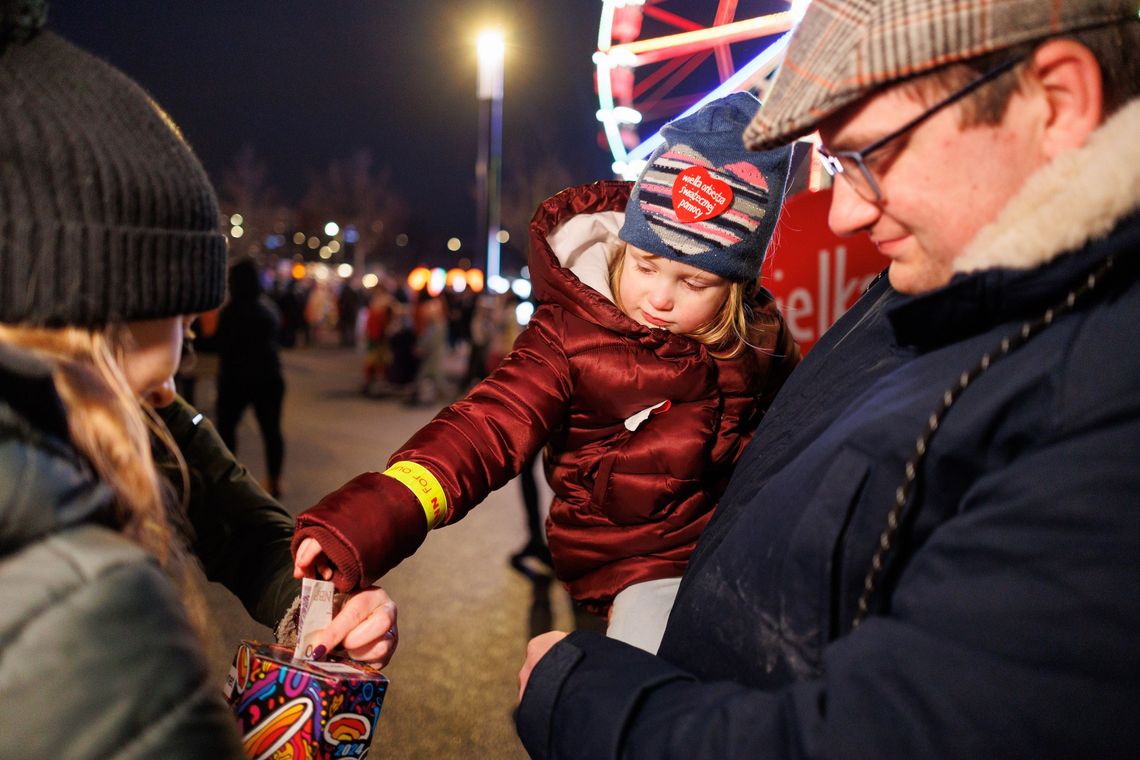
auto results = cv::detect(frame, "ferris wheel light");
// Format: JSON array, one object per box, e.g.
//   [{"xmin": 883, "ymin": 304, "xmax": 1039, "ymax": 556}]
[
  {"xmin": 597, "ymin": 3, "xmax": 798, "ymax": 174},
  {"xmin": 790, "ymin": 0, "xmax": 812, "ymax": 24},
  {"xmin": 612, "ymin": 158, "xmax": 647, "ymax": 181},
  {"xmin": 609, "ymin": 49, "xmax": 638, "ymax": 68},
  {"xmin": 613, "ymin": 106, "xmax": 642, "ymax": 124},
  {"xmin": 596, "ymin": 106, "xmax": 642, "ymax": 125}
]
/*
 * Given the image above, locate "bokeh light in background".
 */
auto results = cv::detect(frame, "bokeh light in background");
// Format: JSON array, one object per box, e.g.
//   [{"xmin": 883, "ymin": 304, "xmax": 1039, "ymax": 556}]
[
  {"xmin": 407, "ymin": 266, "xmax": 431, "ymax": 291},
  {"xmin": 427, "ymin": 268, "xmax": 447, "ymax": 297},
  {"xmin": 362, "ymin": 273, "xmax": 380, "ymax": 289},
  {"xmin": 511, "ymin": 278, "xmax": 532, "ymax": 300},
  {"xmin": 487, "ymin": 275, "xmax": 510, "ymax": 294},
  {"xmin": 406, "ymin": 266, "xmax": 488, "ymax": 294},
  {"xmin": 446, "ymin": 268, "xmax": 468, "ymax": 293},
  {"xmin": 466, "ymin": 269, "xmax": 485, "ymax": 293},
  {"xmin": 516, "ymin": 300, "xmax": 535, "ymax": 325}
]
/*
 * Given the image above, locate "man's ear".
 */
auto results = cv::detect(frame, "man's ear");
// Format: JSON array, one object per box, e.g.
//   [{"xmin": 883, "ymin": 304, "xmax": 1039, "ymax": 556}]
[{"xmin": 1025, "ymin": 39, "xmax": 1105, "ymax": 157}]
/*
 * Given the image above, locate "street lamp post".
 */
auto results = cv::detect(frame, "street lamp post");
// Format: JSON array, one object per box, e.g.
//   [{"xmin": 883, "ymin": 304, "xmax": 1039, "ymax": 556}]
[{"xmin": 476, "ymin": 29, "xmax": 504, "ymax": 282}]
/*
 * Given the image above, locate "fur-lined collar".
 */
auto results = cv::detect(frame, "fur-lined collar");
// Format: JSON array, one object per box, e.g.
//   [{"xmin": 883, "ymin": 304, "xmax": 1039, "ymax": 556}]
[{"xmin": 956, "ymin": 99, "xmax": 1140, "ymax": 274}]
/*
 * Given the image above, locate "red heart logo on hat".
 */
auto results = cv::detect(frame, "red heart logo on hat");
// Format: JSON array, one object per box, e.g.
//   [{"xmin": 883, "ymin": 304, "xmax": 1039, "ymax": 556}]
[{"xmin": 672, "ymin": 166, "xmax": 733, "ymax": 224}]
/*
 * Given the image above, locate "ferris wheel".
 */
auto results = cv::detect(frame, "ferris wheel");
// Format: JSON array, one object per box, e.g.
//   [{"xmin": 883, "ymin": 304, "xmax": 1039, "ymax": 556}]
[{"xmin": 594, "ymin": 0, "xmax": 809, "ymax": 179}]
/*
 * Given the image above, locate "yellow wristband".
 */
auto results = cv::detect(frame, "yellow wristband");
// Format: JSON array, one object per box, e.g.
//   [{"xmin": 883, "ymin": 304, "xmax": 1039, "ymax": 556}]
[{"xmin": 383, "ymin": 461, "xmax": 447, "ymax": 529}]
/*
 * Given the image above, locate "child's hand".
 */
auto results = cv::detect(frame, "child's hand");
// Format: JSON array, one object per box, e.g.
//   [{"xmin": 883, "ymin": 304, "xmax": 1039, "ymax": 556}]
[
  {"xmin": 308, "ymin": 587, "xmax": 399, "ymax": 668},
  {"xmin": 293, "ymin": 537, "xmax": 333, "ymax": 581},
  {"xmin": 518, "ymin": 631, "xmax": 570, "ymax": 700}
]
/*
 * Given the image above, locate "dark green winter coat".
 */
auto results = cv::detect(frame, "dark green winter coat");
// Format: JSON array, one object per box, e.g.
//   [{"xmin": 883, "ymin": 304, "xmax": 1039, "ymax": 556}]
[{"xmin": 0, "ymin": 344, "xmax": 246, "ymax": 758}]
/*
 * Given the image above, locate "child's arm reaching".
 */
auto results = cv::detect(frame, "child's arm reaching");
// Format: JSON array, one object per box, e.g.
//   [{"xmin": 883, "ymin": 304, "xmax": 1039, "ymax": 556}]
[{"xmin": 292, "ymin": 307, "xmax": 573, "ymax": 590}]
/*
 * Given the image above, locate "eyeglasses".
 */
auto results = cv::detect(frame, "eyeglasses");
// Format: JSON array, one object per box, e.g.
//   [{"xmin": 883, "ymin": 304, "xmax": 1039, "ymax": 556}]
[{"xmin": 817, "ymin": 57, "xmax": 1023, "ymax": 203}]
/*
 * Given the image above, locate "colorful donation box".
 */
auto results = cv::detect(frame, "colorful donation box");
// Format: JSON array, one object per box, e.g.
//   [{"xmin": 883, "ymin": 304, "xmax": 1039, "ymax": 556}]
[{"xmin": 224, "ymin": 641, "xmax": 388, "ymax": 760}]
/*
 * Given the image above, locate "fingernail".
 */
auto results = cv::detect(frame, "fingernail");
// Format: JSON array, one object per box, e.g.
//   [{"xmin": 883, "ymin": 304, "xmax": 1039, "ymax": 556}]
[{"xmin": 311, "ymin": 645, "xmax": 327, "ymax": 661}]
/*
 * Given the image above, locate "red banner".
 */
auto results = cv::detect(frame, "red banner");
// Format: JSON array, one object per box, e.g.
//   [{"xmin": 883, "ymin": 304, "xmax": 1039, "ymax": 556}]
[{"xmin": 762, "ymin": 187, "xmax": 885, "ymax": 353}]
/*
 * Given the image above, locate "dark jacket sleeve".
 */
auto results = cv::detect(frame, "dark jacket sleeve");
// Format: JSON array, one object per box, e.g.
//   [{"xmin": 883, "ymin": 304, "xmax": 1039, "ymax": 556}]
[
  {"xmin": 158, "ymin": 396, "xmax": 300, "ymax": 630},
  {"xmin": 293, "ymin": 307, "xmax": 572, "ymax": 590}
]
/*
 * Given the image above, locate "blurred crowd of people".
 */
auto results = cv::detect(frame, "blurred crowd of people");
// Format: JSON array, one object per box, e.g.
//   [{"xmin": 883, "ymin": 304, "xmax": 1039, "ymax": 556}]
[{"xmin": 180, "ymin": 263, "xmax": 530, "ymax": 413}]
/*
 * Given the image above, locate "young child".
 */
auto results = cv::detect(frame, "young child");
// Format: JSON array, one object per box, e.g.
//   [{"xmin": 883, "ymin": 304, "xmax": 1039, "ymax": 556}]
[{"xmin": 293, "ymin": 93, "xmax": 800, "ymax": 652}]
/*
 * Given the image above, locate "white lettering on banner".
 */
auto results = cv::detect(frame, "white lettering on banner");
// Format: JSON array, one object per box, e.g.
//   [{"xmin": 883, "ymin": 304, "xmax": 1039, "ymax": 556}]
[{"xmin": 772, "ymin": 246, "xmax": 878, "ymax": 346}]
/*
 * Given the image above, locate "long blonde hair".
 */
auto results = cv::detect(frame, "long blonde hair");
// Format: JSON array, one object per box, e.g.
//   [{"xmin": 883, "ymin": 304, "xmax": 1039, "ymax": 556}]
[
  {"xmin": 0, "ymin": 323, "xmax": 206, "ymax": 633},
  {"xmin": 608, "ymin": 242, "xmax": 756, "ymax": 359}
]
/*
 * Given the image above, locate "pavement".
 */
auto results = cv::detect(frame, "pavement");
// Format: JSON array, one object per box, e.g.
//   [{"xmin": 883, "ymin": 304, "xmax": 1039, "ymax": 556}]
[{"xmin": 197, "ymin": 342, "xmax": 604, "ymax": 759}]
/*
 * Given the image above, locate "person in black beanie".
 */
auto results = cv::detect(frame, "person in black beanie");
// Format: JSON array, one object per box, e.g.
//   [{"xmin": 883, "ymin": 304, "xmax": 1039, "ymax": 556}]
[{"xmin": 0, "ymin": 2, "xmax": 397, "ymax": 756}]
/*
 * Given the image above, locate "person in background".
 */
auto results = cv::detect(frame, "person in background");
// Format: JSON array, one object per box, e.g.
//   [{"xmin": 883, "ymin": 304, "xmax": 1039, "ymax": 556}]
[
  {"xmin": 514, "ymin": 1, "xmax": 1140, "ymax": 757},
  {"xmin": 336, "ymin": 279, "xmax": 362, "ymax": 348},
  {"xmin": 292, "ymin": 93, "xmax": 800, "ymax": 654},
  {"xmin": 462, "ymin": 291, "xmax": 499, "ymax": 390},
  {"xmin": 0, "ymin": 4, "xmax": 396, "ymax": 756},
  {"xmin": 361, "ymin": 285, "xmax": 394, "ymax": 397},
  {"xmin": 405, "ymin": 295, "xmax": 450, "ymax": 406},
  {"xmin": 215, "ymin": 257, "xmax": 286, "ymax": 498}
]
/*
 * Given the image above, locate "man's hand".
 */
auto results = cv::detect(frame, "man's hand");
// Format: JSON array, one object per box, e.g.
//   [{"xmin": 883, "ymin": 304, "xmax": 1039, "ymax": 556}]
[
  {"xmin": 308, "ymin": 587, "xmax": 399, "ymax": 668},
  {"xmin": 518, "ymin": 631, "xmax": 569, "ymax": 700}
]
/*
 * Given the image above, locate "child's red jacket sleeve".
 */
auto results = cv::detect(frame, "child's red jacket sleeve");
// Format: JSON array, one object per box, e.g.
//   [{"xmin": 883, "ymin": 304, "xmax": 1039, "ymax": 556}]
[{"xmin": 292, "ymin": 309, "xmax": 572, "ymax": 591}]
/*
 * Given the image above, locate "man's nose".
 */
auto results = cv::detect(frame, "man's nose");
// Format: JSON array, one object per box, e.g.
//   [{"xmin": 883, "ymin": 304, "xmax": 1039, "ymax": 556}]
[{"xmin": 827, "ymin": 177, "xmax": 880, "ymax": 238}]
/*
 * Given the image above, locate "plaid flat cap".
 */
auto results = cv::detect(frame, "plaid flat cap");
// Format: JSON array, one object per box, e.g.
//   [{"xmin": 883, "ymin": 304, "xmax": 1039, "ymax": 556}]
[{"xmin": 744, "ymin": 0, "xmax": 1139, "ymax": 150}]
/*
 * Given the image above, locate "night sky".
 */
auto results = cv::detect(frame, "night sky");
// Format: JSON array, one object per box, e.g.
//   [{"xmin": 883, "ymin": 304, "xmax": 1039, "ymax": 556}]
[{"xmin": 49, "ymin": 1, "xmax": 612, "ymax": 265}]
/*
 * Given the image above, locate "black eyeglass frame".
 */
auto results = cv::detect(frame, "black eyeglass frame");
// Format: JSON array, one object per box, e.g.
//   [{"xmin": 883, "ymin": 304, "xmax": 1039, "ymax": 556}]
[{"xmin": 817, "ymin": 57, "xmax": 1024, "ymax": 203}]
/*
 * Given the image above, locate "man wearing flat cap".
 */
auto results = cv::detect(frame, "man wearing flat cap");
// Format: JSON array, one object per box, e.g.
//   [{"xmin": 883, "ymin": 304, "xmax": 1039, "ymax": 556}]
[{"xmin": 516, "ymin": 2, "xmax": 1140, "ymax": 757}]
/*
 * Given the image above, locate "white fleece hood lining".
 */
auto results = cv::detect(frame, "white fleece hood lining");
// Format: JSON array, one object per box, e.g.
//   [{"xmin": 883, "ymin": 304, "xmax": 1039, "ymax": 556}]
[{"xmin": 545, "ymin": 210, "xmax": 626, "ymax": 302}]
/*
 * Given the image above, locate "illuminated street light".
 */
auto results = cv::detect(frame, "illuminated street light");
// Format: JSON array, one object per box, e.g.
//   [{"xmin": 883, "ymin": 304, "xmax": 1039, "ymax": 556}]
[{"xmin": 476, "ymin": 27, "xmax": 505, "ymax": 283}]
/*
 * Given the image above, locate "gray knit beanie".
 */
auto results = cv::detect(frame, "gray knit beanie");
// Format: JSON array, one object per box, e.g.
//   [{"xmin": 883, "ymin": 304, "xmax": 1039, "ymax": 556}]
[
  {"xmin": 0, "ymin": 0, "xmax": 227, "ymax": 327},
  {"xmin": 620, "ymin": 92, "xmax": 792, "ymax": 282}
]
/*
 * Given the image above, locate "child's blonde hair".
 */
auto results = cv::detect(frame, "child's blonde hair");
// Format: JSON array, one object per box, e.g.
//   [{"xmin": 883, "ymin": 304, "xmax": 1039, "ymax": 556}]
[
  {"xmin": 608, "ymin": 243, "xmax": 757, "ymax": 359},
  {"xmin": 0, "ymin": 323, "xmax": 207, "ymax": 634}
]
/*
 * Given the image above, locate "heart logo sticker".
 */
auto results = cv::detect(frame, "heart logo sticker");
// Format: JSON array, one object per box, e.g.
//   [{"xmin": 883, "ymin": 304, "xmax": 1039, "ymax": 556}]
[{"xmin": 672, "ymin": 166, "xmax": 733, "ymax": 224}]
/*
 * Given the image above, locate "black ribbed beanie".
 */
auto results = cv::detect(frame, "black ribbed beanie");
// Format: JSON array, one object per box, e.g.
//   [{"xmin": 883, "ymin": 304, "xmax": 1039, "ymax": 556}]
[{"xmin": 0, "ymin": 0, "xmax": 226, "ymax": 326}]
